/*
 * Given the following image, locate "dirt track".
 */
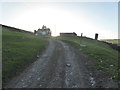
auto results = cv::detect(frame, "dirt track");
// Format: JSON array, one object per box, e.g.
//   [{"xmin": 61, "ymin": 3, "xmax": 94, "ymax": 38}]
[{"xmin": 5, "ymin": 40, "xmax": 118, "ymax": 88}]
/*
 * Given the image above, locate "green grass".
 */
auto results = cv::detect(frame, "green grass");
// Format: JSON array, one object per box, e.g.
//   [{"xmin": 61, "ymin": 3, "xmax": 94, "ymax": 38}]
[
  {"xmin": 56, "ymin": 36, "xmax": 119, "ymax": 81},
  {"xmin": 2, "ymin": 29, "xmax": 48, "ymax": 84},
  {"xmin": 100, "ymin": 39, "xmax": 120, "ymax": 45}
]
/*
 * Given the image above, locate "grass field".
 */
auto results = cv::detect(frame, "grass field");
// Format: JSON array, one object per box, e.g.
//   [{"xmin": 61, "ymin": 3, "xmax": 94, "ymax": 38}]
[
  {"xmin": 100, "ymin": 39, "xmax": 120, "ymax": 45},
  {"xmin": 56, "ymin": 36, "xmax": 119, "ymax": 81},
  {"xmin": 2, "ymin": 29, "xmax": 48, "ymax": 84}
]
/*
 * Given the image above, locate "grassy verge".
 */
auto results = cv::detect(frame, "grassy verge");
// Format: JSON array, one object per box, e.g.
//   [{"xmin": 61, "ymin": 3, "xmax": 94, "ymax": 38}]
[
  {"xmin": 56, "ymin": 36, "xmax": 119, "ymax": 81},
  {"xmin": 2, "ymin": 29, "xmax": 48, "ymax": 84}
]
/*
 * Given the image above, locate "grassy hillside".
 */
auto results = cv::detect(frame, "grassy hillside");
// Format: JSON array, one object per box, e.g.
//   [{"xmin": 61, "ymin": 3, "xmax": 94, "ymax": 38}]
[
  {"xmin": 2, "ymin": 29, "xmax": 48, "ymax": 84},
  {"xmin": 56, "ymin": 36, "xmax": 119, "ymax": 81},
  {"xmin": 100, "ymin": 39, "xmax": 120, "ymax": 45}
]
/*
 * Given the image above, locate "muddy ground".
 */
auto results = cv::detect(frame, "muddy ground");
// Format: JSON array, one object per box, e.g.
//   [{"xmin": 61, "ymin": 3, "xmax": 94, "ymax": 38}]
[{"xmin": 4, "ymin": 40, "xmax": 118, "ymax": 88}]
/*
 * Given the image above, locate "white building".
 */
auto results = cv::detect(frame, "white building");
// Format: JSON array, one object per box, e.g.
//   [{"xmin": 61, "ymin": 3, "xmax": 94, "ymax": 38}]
[{"xmin": 34, "ymin": 25, "xmax": 51, "ymax": 36}]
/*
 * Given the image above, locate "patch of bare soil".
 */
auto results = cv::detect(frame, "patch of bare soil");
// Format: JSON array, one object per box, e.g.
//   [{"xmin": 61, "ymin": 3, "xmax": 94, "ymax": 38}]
[{"xmin": 4, "ymin": 40, "xmax": 118, "ymax": 88}]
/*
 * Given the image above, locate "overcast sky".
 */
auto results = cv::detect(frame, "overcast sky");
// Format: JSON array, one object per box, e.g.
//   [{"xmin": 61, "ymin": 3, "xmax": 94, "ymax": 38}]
[{"xmin": 0, "ymin": 1, "xmax": 118, "ymax": 39}]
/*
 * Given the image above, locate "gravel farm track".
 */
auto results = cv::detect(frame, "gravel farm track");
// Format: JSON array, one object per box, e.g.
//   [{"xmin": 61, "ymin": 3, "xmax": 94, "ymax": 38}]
[{"xmin": 5, "ymin": 39, "xmax": 118, "ymax": 88}]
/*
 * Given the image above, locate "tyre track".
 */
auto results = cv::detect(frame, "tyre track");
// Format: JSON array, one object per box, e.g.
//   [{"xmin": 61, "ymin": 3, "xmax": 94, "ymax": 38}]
[{"xmin": 5, "ymin": 39, "xmax": 118, "ymax": 88}]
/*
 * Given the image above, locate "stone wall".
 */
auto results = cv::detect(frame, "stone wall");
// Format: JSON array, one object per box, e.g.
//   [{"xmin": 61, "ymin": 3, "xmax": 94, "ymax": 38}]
[
  {"xmin": 1, "ymin": 24, "xmax": 33, "ymax": 35},
  {"xmin": 102, "ymin": 41, "xmax": 120, "ymax": 52}
]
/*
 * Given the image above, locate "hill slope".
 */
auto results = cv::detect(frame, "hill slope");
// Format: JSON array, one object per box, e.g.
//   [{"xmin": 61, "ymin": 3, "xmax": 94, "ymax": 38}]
[
  {"xmin": 100, "ymin": 39, "xmax": 120, "ymax": 45},
  {"xmin": 2, "ymin": 29, "xmax": 48, "ymax": 85},
  {"xmin": 56, "ymin": 36, "xmax": 119, "ymax": 82}
]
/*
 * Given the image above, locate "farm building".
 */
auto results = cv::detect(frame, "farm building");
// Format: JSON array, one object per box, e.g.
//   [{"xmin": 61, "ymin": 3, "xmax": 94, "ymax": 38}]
[
  {"xmin": 60, "ymin": 32, "xmax": 77, "ymax": 37},
  {"xmin": 34, "ymin": 25, "xmax": 51, "ymax": 36}
]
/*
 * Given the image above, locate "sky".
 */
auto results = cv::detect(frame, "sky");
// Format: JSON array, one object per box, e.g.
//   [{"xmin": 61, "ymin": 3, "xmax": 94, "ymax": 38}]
[{"xmin": 0, "ymin": 1, "xmax": 119, "ymax": 39}]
